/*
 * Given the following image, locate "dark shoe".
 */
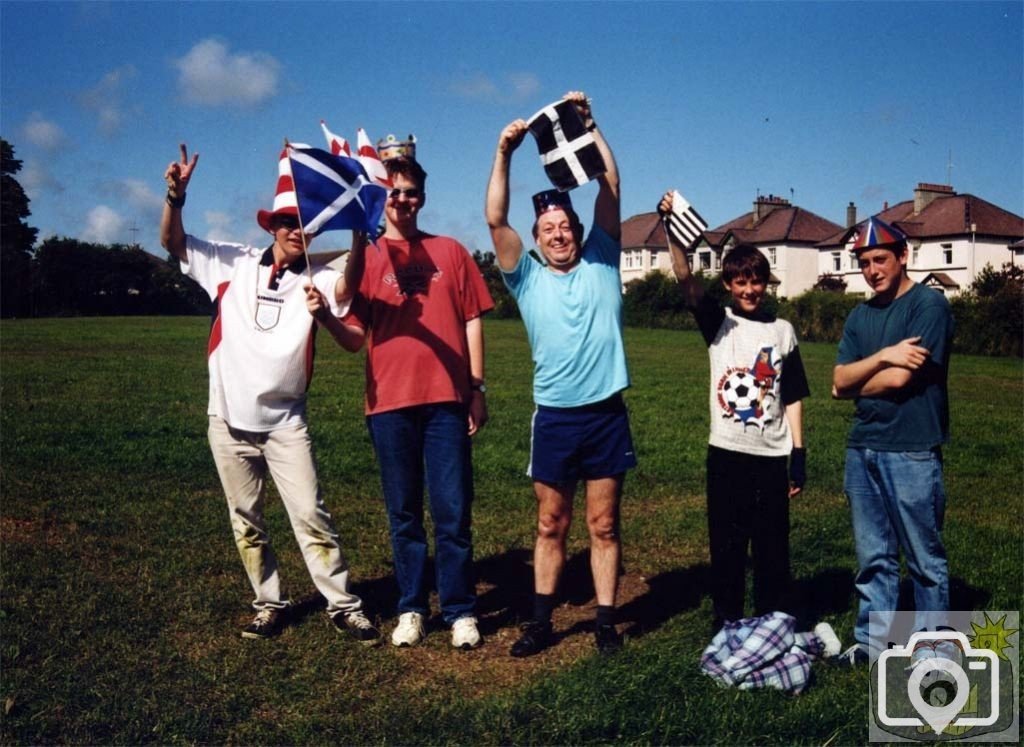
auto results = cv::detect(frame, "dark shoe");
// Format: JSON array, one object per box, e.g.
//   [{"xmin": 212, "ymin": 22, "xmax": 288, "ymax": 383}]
[
  {"xmin": 510, "ymin": 620, "xmax": 553, "ymax": 658},
  {"xmin": 331, "ymin": 610, "xmax": 382, "ymax": 647},
  {"xmin": 833, "ymin": 643, "xmax": 869, "ymax": 668},
  {"xmin": 241, "ymin": 608, "xmax": 285, "ymax": 639},
  {"xmin": 595, "ymin": 623, "xmax": 623, "ymax": 654}
]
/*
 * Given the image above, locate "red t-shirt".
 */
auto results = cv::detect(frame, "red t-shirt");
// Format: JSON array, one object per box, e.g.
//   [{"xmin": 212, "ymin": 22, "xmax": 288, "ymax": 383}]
[{"xmin": 344, "ymin": 233, "xmax": 494, "ymax": 415}]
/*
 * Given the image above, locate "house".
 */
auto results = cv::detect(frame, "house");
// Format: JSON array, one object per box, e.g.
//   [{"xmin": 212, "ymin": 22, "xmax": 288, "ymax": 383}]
[
  {"xmin": 619, "ymin": 212, "xmax": 673, "ymax": 289},
  {"xmin": 818, "ymin": 183, "xmax": 1024, "ymax": 297},
  {"xmin": 620, "ymin": 194, "xmax": 844, "ymax": 297}
]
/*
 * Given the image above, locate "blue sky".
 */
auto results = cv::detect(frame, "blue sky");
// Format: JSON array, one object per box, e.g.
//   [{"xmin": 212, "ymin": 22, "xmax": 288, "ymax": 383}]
[{"xmin": 2, "ymin": 1, "xmax": 1021, "ymax": 257}]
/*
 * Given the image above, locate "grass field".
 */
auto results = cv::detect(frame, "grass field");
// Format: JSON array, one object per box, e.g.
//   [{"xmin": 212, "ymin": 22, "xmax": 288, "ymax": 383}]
[{"xmin": 1, "ymin": 316, "xmax": 1022, "ymax": 745}]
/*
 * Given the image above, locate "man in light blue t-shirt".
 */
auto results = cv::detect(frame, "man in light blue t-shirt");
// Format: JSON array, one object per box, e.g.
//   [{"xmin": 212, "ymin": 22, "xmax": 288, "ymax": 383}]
[{"xmin": 485, "ymin": 91, "xmax": 636, "ymax": 657}]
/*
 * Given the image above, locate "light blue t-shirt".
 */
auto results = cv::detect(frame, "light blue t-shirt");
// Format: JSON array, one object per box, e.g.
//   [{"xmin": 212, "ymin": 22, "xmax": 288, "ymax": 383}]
[{"xmin": 502, "ymin": 226, "xmax": 630, "ymax": 407}]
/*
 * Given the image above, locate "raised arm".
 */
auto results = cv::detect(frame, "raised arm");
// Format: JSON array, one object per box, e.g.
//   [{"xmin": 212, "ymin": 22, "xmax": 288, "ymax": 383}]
[
  {"xmin": 657, "ymin": 190, "xmax": 704, "ymax": 309},
  {"xmin": 333, "ymin": 230, "xmax": 368, "ymax": 306},
  {"xmin": 485, "ymin": 120, "xmax": 528, "ymax": 272},
  {"xmin": 159, "ymin": 143, "xmax": 199, "ymax": 263},
  {"xmin": 832, "ymin": 336, "xmax": 929, "ymax": 399},
  {"xmin": 565, "ymin": 91, "xmax": 620, "ymax": 240}
]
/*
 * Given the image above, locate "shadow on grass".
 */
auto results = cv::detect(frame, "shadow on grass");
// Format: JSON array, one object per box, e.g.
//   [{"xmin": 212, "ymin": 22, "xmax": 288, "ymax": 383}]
[{"xmin": 285, "ymin": 549, "xmax": 991, "ymax": 644}]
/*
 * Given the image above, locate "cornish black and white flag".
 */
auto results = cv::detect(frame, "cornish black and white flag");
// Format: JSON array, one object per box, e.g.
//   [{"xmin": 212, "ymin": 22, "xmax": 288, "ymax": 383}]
[
  {"xmin": 527, "ymin": 99, "xmax": 605, "ymax": 191},
  {"xmin": 667, "ymin": 189, "xmax": 708, "ymax": 248}
]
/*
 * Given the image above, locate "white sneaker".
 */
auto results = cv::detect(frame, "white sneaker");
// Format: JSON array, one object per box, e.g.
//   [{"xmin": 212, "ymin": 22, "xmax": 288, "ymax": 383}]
[
  {"xmin": 391, "ymin": 612, "xmax": 425, "ymax": 647},
  {"xmin": 814, "ymin": 622, "xmax": 841, "ymax": 658},
  {"xmin": 451, "ymin": 616, "xmax": 481, "ymax": 650}
]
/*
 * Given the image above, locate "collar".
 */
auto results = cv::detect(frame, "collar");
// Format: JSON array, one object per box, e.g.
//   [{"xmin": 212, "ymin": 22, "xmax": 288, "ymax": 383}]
[{"xmin": 259, "ymin": 246, "xmax": 308, "ymax": 275}]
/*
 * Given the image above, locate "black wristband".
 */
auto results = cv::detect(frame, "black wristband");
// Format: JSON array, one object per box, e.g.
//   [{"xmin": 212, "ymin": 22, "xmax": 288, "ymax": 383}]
[{"xmin": 166, "ymin": 191, "xmax": 186, "ymax": 208}]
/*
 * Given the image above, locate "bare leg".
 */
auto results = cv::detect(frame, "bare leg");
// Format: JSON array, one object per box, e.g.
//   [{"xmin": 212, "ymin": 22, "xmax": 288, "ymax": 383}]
[{"xmin": 585, "ymin": 475, "xmax": 623, "ymax": 607}]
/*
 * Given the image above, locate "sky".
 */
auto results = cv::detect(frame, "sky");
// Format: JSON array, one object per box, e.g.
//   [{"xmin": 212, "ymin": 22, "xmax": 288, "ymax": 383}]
[{"xmin": 2, "ymin": 1, "xmax": 1022, "ymax": 259}]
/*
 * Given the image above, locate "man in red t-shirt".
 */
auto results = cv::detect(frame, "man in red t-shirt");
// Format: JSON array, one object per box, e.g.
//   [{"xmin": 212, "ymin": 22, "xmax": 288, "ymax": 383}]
[{"xmin": 313, "ymin": 143, "xmax": 493, "ymax": 650}]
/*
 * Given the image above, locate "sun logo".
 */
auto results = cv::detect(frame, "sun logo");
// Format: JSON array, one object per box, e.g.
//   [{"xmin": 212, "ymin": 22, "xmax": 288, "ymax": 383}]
[{"xmin": 968, "ymin": 612, "xmax": 1018, "ymax": 661}]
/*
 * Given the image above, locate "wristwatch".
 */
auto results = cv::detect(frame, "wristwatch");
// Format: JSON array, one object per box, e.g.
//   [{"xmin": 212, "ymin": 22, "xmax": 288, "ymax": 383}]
[{"xmin": 471, "ymin": 382, "xmax": 487, "ymax": 394}]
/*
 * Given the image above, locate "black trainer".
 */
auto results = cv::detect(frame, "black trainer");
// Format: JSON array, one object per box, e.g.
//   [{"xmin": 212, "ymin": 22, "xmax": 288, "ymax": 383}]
[
  {"xmin": 241, "ymin": 608, "xmax": 285, "ymax": 640},
  {"xmin": 595, "ymin": 623, "xmax": 623, "ymax": 654},
  {"xmin": 330, "ymin": 610, "xmax": 382, "ymax": 647},
  {"xmin": 510, "ymin": 620, "xmax": 553, "ymax": 658}
]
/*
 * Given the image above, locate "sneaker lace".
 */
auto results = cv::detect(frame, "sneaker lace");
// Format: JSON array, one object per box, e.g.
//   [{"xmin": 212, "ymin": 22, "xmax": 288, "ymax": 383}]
[
  {"xmin": 253, "ymin": 608, "xmax": 276, "ymax": 626},
  {"xmin": 346, "ymin": 611, "xmax": 373, "ymax": 630}
]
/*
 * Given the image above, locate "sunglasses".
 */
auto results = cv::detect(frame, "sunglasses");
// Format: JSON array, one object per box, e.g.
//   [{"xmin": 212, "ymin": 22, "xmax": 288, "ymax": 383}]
[
  {"xmin": 388, "ymin": 187, "xmax": 422, "ymax": 200},
  {"xmin": 271, "ymin": 215, "xmax": 300, "ymax": 230}
]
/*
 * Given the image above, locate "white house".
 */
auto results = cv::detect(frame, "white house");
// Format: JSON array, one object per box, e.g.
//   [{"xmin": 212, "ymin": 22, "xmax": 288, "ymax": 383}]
[
  {"xmin": 620, "ymin": 194, "xmax": 843, "ymax": 297},
  {"xmin": 818, "ymin": 183, "xmax": 1024, "ymax": 297}
]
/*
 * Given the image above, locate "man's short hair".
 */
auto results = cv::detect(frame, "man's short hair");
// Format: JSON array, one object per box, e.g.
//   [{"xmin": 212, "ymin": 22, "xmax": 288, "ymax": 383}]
[
  {"xmin": 722, "ymin": 244, "xmax": 771, "ymax": 284},
  {"xmin": 384, "ymin": 157, "xmax": 428, "ymax": 190}
]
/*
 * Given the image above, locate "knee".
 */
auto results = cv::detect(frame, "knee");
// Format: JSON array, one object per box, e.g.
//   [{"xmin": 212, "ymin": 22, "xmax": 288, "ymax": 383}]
[
  {"xmin": 537, "ymin": 511, "xmax": 570, "ymax": 542},
  {"xmin": 587, "ymin": 514, "xmax": 619, "ymax": 544}
]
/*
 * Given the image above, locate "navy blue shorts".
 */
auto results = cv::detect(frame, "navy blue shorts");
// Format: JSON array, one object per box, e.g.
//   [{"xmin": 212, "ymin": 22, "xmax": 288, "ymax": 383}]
[{"xmin": 528, "ymin": 393, "xmax": 637, "ymax": 483}]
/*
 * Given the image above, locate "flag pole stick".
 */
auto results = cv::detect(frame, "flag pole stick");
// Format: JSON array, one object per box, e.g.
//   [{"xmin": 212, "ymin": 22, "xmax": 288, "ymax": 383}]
[{"xmin": 283, "ymin": 138, "xmax": 314, "ymax": 285}]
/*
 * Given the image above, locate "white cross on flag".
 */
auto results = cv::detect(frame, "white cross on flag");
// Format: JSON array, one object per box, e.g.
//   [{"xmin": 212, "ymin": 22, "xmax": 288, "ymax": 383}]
[
  {"xmin": 527, "ymin": 99, "xmax": 605, "ymax": 191},
  {"xmin": 666, "ymin": 189, "xmax": 708, "ymax": 249}
]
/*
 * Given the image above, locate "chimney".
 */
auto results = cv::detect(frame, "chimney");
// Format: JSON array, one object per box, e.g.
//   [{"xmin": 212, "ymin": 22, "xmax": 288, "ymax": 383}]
[
  {"xmin": 914, "ymin": 182, "xmax": 955, "ymax": 214},
  {"xmin": 752, "ymin": 193, "xmax": 791, "ymax": 225},
  {"xmin": 846, "ymin": 201, "xmax": 857, "ymax": 228}
]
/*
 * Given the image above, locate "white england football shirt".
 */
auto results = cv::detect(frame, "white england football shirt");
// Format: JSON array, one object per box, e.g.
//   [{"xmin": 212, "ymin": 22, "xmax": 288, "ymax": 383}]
[{"xmin": 183, "ymin": 236, "xmax": 346, "ymax": 432}]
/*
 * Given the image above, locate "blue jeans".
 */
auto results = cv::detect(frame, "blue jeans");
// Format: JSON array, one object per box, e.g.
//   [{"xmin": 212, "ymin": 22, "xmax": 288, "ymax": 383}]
[
  {"xmin": 366, "ymin": 403, "xmax": 475, "ymax": 625},
  {"xmin": 844, "ymin": 447, "xmax": 949, "ymax": 648}
]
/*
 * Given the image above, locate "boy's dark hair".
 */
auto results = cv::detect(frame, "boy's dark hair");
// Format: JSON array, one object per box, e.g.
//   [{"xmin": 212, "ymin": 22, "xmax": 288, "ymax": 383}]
[
  {"xmin": 384, "ymin": 157, "xmax": 428, "ymax": 190},
  {"xmin": 721, "ymin": 244, "xmax": 770, "ymax": 283}
]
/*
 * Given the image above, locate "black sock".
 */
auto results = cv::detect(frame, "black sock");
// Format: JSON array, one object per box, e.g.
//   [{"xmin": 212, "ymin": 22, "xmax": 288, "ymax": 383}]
[
  {"xmin": 596, "ymin": 605, "xmax": 615, "ymax": 627},
  {"xmin": 533, "ymin": 593, "xmax": 556, "ymax": 624}
]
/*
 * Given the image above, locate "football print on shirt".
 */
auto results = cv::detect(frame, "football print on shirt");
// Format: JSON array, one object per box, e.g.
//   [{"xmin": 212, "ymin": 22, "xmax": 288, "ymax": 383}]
[{"xmin": 716, "ymin": 345, "xmax": 781, "ymax": 430}]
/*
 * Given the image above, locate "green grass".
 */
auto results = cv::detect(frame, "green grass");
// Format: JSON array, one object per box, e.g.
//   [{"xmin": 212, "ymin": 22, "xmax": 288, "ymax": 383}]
[{"xmin": 2, "ymin": 316, "xmax": 1022, "ymax": 744}]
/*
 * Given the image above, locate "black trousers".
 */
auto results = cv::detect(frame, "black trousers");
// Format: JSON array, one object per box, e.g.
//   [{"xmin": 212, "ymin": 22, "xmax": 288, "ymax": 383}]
[{"xmin": 706, "ymin": 445, "xmax": 791, "ymax": 624}]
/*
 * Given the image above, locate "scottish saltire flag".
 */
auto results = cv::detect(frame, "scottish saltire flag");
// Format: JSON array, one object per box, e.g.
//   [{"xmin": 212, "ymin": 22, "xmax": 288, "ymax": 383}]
[
  {"xmin": 667, "ymin": 189, "xmax": 708, "ymax": 249},
  {"xmin": 286, "ymin": 145, "xmax": 386, "ymax": 236},
  {"xmin": 527, "ymin": 99, "xmax": 605, "ymax": 191},
  {"xmin": 320, "ymin": 120, "xmax": 351, "ymax": 156},
  {"xmin": 356, "ymin": 128, "xmax": 392, "ymax": 188}
]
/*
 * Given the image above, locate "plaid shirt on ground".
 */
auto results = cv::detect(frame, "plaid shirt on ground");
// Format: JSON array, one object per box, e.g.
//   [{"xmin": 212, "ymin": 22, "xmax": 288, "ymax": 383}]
[{"xmin": 699, "ymin": 611, "xmax": 826, "ymax": 695}]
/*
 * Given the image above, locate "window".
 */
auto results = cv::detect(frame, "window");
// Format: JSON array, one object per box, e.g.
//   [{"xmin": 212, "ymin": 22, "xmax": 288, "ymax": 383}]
[
  {"xmin": 699, "ymin": 252, "xmax": 711, "ymax": 271},
  {"xmin": 832, "ymin": 252, "xmax": 841, "ymax": 272},
  {"xmin": 714, "ymin": 253, "xmax": 721, "ymax": 270},
  {"xmin": 766, "ymin": 247, "xmax": 777, "ymax": 267},
  {"xmin": 942, "ymin": 243, "xmax": 953, "ymax": 265},
  {"xmin": 911, "ymin": 247, "xmax": 919, "ymax": 267},
  {"xmin": 850, "ymin": 254, "xmax": 858, "ymax": 270}
]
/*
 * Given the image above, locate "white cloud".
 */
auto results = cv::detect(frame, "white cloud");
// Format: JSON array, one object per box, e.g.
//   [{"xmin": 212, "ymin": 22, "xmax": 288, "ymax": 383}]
[
  {"xmin": 174, "ymin": 39, "xmax": 280, "ymax": 107},
  {"xmin": 80, "ymin": 65, "xmax": 137, "ymax": 134},
  {"xmin": 449, "ymin": 72, "xmax": 540, "ymax": 103},
  {"xmin": 22, "ymin": 112, "xmax": 68, "ymax": 151},
  {"xmin": 203, "ymin": 210, "xmax": 237, "ymax": 242},
  {"xmin": 20, "ymin": 159, "xmax": 65, "ymax": 198},
  {"xmin": 81, "ymin": 205, "xmax": 127, "ymax": 244}
]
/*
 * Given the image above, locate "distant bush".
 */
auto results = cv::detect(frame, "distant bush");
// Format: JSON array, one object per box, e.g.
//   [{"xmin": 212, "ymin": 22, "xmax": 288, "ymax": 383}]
[
  {"xmin": 949, "ymin": 263, "xmax": 1023, "ymax": 357},
  {"xmin": 777, "ymin": 291, "xmax": 860, "ymax": 343},
  {"xmin": 622, "ymin": 266, "xmax": 1021, "ymax": 357}
]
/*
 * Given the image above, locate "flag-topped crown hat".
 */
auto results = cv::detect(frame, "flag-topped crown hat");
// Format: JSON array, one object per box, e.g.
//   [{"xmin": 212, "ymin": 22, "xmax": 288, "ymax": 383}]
[
  {"xmin": 532, "ymin": 189, "xmax": 574, "ymax": 217},
  {"xmin": 257, "ymin": 148, "xmax": 299, "ymax": 233},
  {"xmin": 852, "ymin": 216, "xmax": 907, "ymax": 251},
  {"xmin": 377, "ymin": 134, "xmax": 416, "ymax": 162}
]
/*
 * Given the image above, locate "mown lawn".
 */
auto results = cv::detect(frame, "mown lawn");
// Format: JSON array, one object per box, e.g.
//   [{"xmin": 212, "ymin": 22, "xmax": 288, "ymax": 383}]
[{"xmin": 1, "ymin": 316, "xmax": 1021, "ymax": 745}]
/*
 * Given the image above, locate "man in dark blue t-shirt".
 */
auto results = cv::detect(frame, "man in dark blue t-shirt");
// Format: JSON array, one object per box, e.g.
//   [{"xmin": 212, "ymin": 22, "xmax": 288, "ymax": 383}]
[{"xmin": 832, "ymin": 216, "xmax": 954, "ymax": 666}]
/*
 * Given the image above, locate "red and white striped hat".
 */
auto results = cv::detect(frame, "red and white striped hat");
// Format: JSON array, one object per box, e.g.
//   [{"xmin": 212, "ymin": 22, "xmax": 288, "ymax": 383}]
[{"xmin": 256, "ymin": 148, "xmax": 299, "ymax": 233}]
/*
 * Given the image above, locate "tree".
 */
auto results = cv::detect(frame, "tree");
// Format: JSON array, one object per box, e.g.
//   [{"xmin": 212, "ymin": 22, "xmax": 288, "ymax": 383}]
[
  {"xmin": 472, "ymin": 249, "xmax": 519, "ymax": 318},
  {"xmin": 1, "ymin": 139, "xmax": 39, "ymax": 317},
  {"xmin": 812, "ymin": 273, "xmax": 847, "ymax": 293}
]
